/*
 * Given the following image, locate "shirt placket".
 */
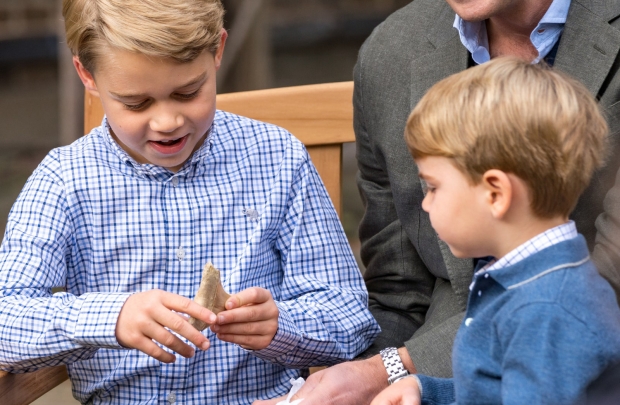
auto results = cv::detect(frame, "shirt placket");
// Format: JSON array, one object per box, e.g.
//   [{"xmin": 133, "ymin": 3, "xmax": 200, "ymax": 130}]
[
  {"xmin": 159, "ymin": 174, "xmax": 191, "ymax": 403},
  {"xmin": 464, "ymin": 272, "xmax": 501, "ymax": 327}
]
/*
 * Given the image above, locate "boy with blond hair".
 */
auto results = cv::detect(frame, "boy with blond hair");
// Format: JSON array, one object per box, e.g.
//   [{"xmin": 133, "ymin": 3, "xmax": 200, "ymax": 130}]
[
  {"xmin": 0, "ymin": 0, "xmax": 380, "ymax": 403},
  {"xmin": 370, "ymin": 57, "xmax": 620, "ymax": 405}
]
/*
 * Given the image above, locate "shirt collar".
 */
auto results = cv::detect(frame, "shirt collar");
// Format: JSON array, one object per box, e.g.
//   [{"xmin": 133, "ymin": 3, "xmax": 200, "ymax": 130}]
[
  {"xmin": 100, "ymin": 116, "xmax": 214, "ymax": 179},
  {"xmin": 472, "ymin": 221, "xmax": 584, "ymax": 290},
  {"xmin": 482, "ymin": 220, "xmax": 577, "ymax": 272},
  {"xmin": 453, "ymin": 0, "xmax": 571, "ymax": 64}
]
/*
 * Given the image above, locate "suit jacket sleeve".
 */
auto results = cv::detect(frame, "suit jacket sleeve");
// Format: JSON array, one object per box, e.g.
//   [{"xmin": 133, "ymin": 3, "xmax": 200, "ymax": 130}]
[
  {"xmin": 353, "ymin": 37, "xmax": 464, "ymax": 378},
  {"xmin": 554, "ymin": 0, "xmax": 620, "ymax": 304},
  {"xmin": 593, "ymin": 148, "xmax": 620, "ymax": 305}
]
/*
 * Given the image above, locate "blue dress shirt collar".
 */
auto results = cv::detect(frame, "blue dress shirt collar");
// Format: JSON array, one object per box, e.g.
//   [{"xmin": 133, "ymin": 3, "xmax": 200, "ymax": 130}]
[{"xmin": 453, "ymin": 0, "xmax": 571, "ymax": 64}]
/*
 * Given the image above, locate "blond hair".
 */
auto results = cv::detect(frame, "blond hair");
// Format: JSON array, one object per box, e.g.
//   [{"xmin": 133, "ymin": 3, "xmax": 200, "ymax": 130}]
[
  {"xmin": 63, "ymin": 0, "xmax": 225, "ymax": 73},
  {"xmin": 406, "ymin": 57, "xmax": 608, "ymax": 218}
]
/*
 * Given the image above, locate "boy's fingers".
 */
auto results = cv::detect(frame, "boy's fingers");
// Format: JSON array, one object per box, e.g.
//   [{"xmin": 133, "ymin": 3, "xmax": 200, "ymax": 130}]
[
  {"xmin": 136, "ymin": 337, "xmax": 176, "ymax": 363},
  {"xmin": 147, "ymin": 320, "xmax": 196, "ymax": 358},
  {"xmin": 155, "ymin": 309, "xmax": 211, "ymax": 352},
  {"xmin": 218, "ymin": 305, "xmax": 260, "ymax": 324},
  {"xmin": 225, "ymin": 287, "xmax": 271, "ymax": 310},
  {"xmin": 162, "ymin": 292, "xmax": 217, "ymax": 325},
  {"xmin": 173, "ymin": 314, "xmax": 212, "ymax": 351},
  {"xmin": 211, "ymin": 319, "xmax": 274, "ymax": 336},
  {"xmin": 218, "ymin": 301, "xmax": 278, "ymax": 325}
]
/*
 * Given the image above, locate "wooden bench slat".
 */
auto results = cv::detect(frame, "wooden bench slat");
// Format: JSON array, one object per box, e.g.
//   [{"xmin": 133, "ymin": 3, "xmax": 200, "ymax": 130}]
[{"xmin": 0, "ymin": 366, "xmax": 69, "ymax": 405}]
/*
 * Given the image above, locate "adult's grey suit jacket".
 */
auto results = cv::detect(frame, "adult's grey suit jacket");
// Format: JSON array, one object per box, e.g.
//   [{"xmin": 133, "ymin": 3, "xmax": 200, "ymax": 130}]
[{"xmin": 354, "ymin": 0, "xmax": 620, "ymax": 378}]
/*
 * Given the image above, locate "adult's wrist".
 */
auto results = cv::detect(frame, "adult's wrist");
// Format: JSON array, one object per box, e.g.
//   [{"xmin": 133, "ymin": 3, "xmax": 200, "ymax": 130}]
[
  {"xmin": 365, "ymin": 353, "xmax": 390, "ymax": 390},
  {"xmin": 380, "ymin": 347, "xmax": 410, "ymax": 384},
  {"xmin": 398, "ymin": 346, "xmax": 417, "ymax": 373}
]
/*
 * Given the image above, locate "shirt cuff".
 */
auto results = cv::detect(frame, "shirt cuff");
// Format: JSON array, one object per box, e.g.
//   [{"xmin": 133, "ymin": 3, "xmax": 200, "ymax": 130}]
[
  {"xmin": 249, "ymin": 303, "xmax": 302, "ymax": 364},
  {"xmin": 72, "ymin": 292, "xmax": 133, "ymax": 348}
]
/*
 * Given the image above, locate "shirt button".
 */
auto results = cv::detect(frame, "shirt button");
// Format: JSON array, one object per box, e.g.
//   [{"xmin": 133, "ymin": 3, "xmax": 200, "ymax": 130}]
[
  {"xmin": 478, "ymin": 290, "xmax": 482, "ymax": 297},
  {"xmin": 167, "ymin": 391, "xmax": 177, "ymax": 403},
  {"xmin": 484, "ymin": 273, "xmax": 489, "ymax": 278},
  {"xmin": 176, "ymin": 247, "xmax": 186, "ymax": 261},
  {"xmin": 465, "ymin": 318, "xmax": 473, "ymax": 327},
  {"xmin": 172, "ymin": 177, "xmax": 179, "ymax": 187}
]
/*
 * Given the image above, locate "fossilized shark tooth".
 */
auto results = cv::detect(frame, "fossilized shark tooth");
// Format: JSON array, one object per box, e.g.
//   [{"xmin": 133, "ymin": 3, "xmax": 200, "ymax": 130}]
[{"xmin": 189, "ymin": 262, "xmax": 231, "ymax": 331}]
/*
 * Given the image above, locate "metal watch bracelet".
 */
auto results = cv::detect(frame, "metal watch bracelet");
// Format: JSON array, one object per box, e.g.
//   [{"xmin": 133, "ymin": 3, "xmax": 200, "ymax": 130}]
[{"xmin": 379, "ymin": 347, "xmax": 409, "ymax": 385}]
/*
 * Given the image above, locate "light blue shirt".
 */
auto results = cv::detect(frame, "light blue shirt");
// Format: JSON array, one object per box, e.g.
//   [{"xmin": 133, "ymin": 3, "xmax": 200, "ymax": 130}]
[
  {"xmin": 0, "ymin": 111, "xmax": 380, "ymax": 404},
  {"xmin": 453, "ymin": 0, "xmax": 571, "ymax": 64}
]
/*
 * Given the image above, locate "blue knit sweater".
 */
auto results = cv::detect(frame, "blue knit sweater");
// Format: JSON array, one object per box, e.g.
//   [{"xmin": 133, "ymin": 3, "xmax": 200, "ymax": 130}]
[{"xmin": 418, "ymin": 235, "xmax": 620, "ymax": 405}]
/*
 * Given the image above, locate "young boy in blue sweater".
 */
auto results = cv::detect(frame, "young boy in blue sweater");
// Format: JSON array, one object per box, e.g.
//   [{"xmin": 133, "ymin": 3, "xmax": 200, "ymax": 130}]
[
  {"xmin": 0, "ymin": 0, "xmax": 380, "ymax": 403},
  {"xmin": 370, "ymin": 57, "xmax": 620, "ymax": 405}
]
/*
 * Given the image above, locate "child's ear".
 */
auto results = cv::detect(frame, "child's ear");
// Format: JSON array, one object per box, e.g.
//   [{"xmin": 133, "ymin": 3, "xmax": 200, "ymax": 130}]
[
  {"xmin": 214, "ymin": 29, "xmax": 228, "ymax": 71},
  {"xmin": 73, "ymin": 56, "xmax": 100, "ymax": 97},
  {"xmin": 481, "ymin": 169, "xmax": 512, "ymax": 219}
]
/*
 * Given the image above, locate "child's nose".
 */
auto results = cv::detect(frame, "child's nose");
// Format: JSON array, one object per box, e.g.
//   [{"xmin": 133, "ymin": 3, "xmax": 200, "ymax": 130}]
[{"xmin": 150, "ymin": 112, "xmax": 184, "ymax": 133}]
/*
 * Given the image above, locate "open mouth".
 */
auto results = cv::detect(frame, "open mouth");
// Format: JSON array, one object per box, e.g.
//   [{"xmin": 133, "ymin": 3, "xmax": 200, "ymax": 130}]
[
  {"xmin": 149, "ymin": 135, "xmax": 189, "ymax": 154},
  {"xmin": 156, "ymin": 137, "xmax": 183, "ymax": 146}
]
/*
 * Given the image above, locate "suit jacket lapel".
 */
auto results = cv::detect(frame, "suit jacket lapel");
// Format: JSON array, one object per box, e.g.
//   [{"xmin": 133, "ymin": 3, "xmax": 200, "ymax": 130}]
[
  {"xmin": 409, "ymin": 10, "xmax": 474, "ymax": 309},
  {"xmin": 410, "ymin": 9, "xmax": 469, "ymax": 109},
  {"xmin": 407, "ymin": 0, "xmax": 620, "ymax": 309},
  {"xmin": 554, "ymin": 0, "xmax": 620, "ymax": 99}
]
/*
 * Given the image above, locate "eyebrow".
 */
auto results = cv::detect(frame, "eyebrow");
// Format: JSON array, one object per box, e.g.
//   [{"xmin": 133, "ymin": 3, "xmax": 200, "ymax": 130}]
[{"xmin": 109, "ymin": 72, "xmax": 208, "ymax": 99}]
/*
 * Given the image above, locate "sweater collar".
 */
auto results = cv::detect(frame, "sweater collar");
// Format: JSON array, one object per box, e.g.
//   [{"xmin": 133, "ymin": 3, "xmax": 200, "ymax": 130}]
[{"xmin": 474, "ymin": 234, "xmax": 589, "ymax": 291}]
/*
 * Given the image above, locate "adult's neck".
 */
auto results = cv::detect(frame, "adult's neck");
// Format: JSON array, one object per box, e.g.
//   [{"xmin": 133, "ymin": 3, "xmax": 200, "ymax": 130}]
[{"xmin": 486, "ymin": 0, "xmax": 554, "ymax": 61}]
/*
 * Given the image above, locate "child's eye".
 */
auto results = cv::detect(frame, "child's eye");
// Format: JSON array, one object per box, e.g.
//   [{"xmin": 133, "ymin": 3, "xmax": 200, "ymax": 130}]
[
  {"xmin": 421, "ymin": 179, "xmax": 428, "ymax": 194},
  {"xmin": 175, "ymin": 89, "xmax": 201, "ymax": 100},
  {"xmin": 123, "ymin": 100, "xmax": 150, "ymax": 111},
  {"xmin": 420, "ymin": 179, "xmax": 435, "ymax": 195}
]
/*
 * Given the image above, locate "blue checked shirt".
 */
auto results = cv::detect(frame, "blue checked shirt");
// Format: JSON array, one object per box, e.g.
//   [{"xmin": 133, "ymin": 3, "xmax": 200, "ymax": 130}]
[{"xmin": 0, "ymin": 111, "xmax": 380, "ymax": 404}]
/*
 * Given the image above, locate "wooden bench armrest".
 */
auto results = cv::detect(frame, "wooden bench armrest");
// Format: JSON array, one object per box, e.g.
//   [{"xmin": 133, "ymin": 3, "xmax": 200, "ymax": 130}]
[{"xmin": 0, "ymin": 366, "xmax": 69, "ymax": 405}]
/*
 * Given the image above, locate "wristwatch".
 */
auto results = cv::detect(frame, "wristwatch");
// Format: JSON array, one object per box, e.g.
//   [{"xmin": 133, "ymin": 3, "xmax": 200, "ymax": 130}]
[{"xmin": 379, "ymin": 347, "xmax": 409, "ymax": 384}]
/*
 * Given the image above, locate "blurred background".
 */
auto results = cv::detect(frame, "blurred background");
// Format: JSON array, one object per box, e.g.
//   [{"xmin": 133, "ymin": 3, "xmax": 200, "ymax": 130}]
[{"xmin": 0, "ymin": 0, "xmax": 409, "ymax": 402}]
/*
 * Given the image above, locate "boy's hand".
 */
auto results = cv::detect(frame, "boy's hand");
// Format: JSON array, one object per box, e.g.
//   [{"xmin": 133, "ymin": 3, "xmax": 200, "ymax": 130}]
[
  {"xmin": 116, "ymin": 289, "xmax": 216, "ymax": 363},
  {"xmin": 369, "ymin": 377, "xmax": 421, "ymax": 405},
  {"xmin": 211, "ymin": 287, "xmax": 279, "ymax": 350}
]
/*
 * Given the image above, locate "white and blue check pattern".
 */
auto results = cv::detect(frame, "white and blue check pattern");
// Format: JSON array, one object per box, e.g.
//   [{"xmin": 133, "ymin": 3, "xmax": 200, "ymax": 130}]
[
  {"xmin": 474, "ymin": 220, "xmax": 579, "ymax": 284},
  {"xmin": 0, "ymin": 111, "xmax": 380, "ymax": 404}
]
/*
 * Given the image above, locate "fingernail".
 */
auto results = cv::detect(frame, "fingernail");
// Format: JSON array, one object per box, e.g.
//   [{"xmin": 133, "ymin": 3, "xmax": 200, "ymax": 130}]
[
  {"xmin": 218, "ymin": 315, "xmax": 225, "ymax": 323},
  {"xmin": 209, "ymin": 313, "xmax": 216, "ymax": 323},
  {"xmin": 189, "ymin": 348, "xmax": 195, "ymax": 357},
  {"xmin": 201, "ymin": 341, "xmax": 210, "ymax": 350},
  {"xmin": 226, "ymin": 301, "xmax": 234, "ymax": 309}
]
